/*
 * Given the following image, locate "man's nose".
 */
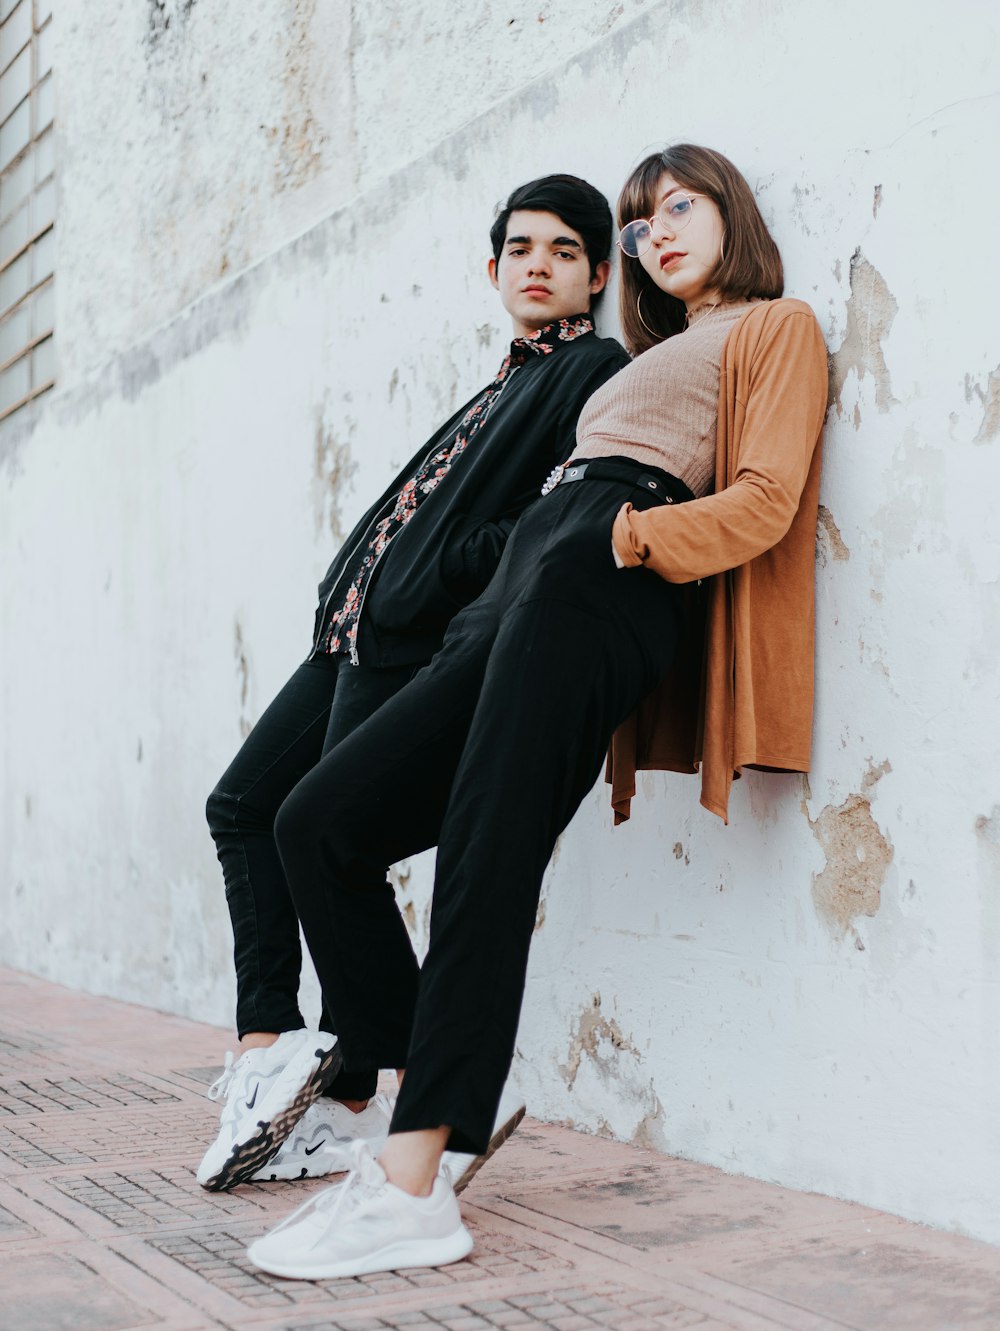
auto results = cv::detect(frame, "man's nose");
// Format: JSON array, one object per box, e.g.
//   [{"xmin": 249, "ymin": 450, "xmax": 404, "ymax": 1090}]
[{"xmin": 527, "ymin": 250, "xmax": 552, "ymax": 274}]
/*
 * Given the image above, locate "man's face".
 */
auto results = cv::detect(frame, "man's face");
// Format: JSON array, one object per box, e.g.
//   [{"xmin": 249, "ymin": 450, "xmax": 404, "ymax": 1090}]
[{"xmin": 489, "ymin": 209, "xmax": 609, "ymax": 338}]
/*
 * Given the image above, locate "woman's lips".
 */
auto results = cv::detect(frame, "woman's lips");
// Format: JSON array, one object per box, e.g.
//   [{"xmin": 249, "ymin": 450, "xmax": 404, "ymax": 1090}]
[{"xmin": 660, "ymin": 252, "xmax": 685, "ymax": 270}]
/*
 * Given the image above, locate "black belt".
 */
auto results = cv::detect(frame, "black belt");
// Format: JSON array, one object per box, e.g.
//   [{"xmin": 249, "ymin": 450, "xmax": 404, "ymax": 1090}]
[{"xmin": 541, "ymin": 457, "xmax": 694, "ymax": 505}]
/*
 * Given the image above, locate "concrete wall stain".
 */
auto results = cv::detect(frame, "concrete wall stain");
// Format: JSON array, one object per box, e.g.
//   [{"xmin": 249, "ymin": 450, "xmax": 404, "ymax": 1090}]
[
  {"xmin": 829, "ymin": 250, "xmax": 899, "ymax": 423},
  {"xmin": 147, "ymin": 0, "xmax": 197, "ymax": 48},
  {"xmin": 816, "ymin": 504, "xmax": 851, "ymax": 566},
  {"xmin": 975, "ymin": 806, "xmax": 1000, "ymax": 847},
  {"xmin": 806, "ymin": 761, "xmax": 893, "ymax": 943},
  {"xmin": 276, "ymin": 0, "xmax": 329, "ymax": 192},
  {"xmin": 233, "ymin": 620, "xmax": 252, "ymax": 739},
  {"xmin": 314, "ymin": 410, "xmax": 358, "ymax": 542},
  {"xmin": 969, "ymin": 365, "xmax": 1000, "ymax": 444}
]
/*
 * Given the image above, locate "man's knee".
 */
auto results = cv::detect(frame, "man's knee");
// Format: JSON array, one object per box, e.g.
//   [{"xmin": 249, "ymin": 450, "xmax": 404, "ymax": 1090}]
[{"xmin": 205, "ymin": 782, "xmax": 235, "ymax": 839}]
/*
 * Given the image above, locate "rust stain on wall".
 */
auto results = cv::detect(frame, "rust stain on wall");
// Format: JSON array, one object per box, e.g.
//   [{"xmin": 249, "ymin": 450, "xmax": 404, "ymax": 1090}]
[
  {"xmin": 829, "ymin": 250, "xmax": 899, "ymax": 423},
  {"xmin": 806, "ymin": 761, "xmax": 893, "ymax": 941},
  {"xmin": 560, "ymin": 992, "xmax": 641, "ymax": 1091},
  {"xmin": 816, "ymin": 504, "xmax": 851, "ymax": 566}
]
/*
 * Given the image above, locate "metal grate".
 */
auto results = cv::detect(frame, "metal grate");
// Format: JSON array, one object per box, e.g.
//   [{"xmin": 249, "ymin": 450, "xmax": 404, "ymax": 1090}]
[{"xmin": 0, "ymin": 0, "xmax": 53, "ymax": 421}]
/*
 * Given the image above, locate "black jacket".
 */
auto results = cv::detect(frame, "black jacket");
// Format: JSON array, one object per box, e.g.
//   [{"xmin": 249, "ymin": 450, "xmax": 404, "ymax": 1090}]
[{"xmin": 311, "ymin": 328, "xmax": 629, "ymax": 666}]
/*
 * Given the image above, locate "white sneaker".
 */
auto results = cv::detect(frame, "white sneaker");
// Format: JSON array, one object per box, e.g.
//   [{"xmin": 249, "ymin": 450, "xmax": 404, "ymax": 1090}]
[
  {"xmin": 196, "ymin": 1029, "xmax": 341, "ymax": 1192},
  {"xmin": 442, "ymin": 1089, "xmax": 526, "ymax": 1194},
  {"xmin": 252, "ymin": 1092, "xmax": 394, "ymax": 1181},
  {"xmin": 246, "ymin": 1139, "xmax": 473, "ymax": 1279}
]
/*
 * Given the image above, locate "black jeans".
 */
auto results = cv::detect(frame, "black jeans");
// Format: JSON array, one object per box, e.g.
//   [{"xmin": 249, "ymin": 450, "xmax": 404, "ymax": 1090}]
[
  {"xmin": 274, "ymin": 460, "xmax": 685, "ymax": 1152},
  {"xmin": 206, "ymin": 653, "xmax": 419, "ymax": 1100}
]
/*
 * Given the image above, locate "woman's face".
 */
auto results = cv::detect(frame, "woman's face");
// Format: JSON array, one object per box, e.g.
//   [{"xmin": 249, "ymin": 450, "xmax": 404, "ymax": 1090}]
[{"xmin": 637, "ymin": 172, "xmax": 725, "ymax": 311}]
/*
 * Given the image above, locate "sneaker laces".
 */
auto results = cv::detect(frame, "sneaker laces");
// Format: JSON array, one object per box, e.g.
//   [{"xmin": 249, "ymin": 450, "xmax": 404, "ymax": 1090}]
[
  {"xmin": 206, "ymin": 1051, "xmax": 238, "ymax": 1103},
  {"xmin": 314, "ymin": 1138, "xmax": 385, "ymax": 1216}
]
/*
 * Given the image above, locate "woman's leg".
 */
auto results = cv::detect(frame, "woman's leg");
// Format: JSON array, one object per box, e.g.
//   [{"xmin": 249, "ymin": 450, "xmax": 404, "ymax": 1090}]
[
  {"xmin": 314, "ymin": 659, "xmax": 423, "ymax": 1103},
  {"xmin": 275, "ymin": 480, "xmax": 681, "ymax": 1163},
  {"xmin": 392, "ymin": 579, "xmax": 680, "ymax": 1162},
  {"xmin": 274, "ymin": 609, "xmax": 498, "ymax": 1080}
]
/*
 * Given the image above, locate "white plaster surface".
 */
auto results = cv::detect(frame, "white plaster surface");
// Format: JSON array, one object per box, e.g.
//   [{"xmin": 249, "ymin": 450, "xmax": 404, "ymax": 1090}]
[{"xmin": 3, "ymin": 0, "xmax": 1000, "ymax": 1245}]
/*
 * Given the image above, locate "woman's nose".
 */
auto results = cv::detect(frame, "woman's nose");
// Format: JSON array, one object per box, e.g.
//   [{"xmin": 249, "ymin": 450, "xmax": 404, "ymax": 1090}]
[{"xmin": 649, "ymin": 213, "xmax": 674, "ymax": 243}]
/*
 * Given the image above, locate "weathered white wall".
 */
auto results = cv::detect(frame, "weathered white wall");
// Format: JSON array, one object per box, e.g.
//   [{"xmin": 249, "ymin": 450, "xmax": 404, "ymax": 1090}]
[
  {"xmin": 4, "ymin": 0, "xmax": 1000, "ymax": 1244},
  {"xmin": 56, "ymin": 0, "xmax": 658, "ymax": 383}
]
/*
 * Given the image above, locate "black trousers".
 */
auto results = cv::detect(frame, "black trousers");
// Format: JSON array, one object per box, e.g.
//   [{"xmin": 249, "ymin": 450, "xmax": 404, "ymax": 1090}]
[
  {"xmin": 274, "ymin": 460, "xmax": 684, "ymax": 1152},
  {"xmin": 206, "ymin": 653, "xmax": 419, "ymax": 1099}
]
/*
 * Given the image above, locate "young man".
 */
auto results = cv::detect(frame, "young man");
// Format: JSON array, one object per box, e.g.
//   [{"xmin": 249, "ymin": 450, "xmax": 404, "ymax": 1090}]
[{"xmin": 199, "ymin": 174, "xmax": 628, "ymax": 1191}]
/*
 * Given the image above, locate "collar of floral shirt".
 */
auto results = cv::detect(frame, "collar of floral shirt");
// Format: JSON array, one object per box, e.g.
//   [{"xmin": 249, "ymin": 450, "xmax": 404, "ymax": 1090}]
[{"xmin": 507, "ymin": 314, "xmax": 594, "ymax": 367}]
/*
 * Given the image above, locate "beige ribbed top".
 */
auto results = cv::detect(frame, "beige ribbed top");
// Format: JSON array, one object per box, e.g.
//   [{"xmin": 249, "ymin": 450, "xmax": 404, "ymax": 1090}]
[{"xmin": 574, "ymin": 300, "xmax": 760, "ymax": 497}]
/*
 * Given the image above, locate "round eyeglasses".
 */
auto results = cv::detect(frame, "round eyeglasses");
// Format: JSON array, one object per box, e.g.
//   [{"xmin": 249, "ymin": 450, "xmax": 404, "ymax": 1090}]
[{"xmin": 618, "ymin": 192, "xmax": 702, "ymax": 258}]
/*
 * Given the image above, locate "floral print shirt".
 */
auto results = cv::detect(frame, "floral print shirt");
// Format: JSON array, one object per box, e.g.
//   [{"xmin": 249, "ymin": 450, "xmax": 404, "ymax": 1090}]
[{"xmin": 322, "ymin": 316, "xmax": 594, "ymax": 659}]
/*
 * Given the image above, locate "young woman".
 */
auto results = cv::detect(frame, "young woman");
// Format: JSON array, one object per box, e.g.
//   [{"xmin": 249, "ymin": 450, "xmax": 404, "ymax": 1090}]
[{"xmin": 245, "ymin": 144, "xmax": 829, "ymax": 1280}]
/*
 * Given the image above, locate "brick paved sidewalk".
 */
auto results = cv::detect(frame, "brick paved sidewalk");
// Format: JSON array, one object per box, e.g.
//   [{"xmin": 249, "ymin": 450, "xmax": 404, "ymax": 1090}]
[{"xmin": 1, "ymin": 968, "xmax": 999, "ymax": 1331}]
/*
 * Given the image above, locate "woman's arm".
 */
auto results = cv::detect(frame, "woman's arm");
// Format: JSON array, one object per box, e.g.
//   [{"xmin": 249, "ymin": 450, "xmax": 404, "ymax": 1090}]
[{"xmin": 612, "ymin": 309, "xmax": 828, "ymax": 583}]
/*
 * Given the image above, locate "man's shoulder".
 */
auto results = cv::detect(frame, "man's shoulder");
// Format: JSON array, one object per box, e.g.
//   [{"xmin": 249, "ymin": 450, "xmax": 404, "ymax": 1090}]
[{"xmin": 548, "ymin": 330, "xmax": 630, "ymax": 370}]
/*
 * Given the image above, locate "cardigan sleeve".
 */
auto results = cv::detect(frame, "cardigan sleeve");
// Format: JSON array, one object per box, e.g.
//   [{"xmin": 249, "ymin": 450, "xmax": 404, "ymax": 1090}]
[{"xmin": 611, "ymin": 309, "xmax": 828, "ymax": 583}]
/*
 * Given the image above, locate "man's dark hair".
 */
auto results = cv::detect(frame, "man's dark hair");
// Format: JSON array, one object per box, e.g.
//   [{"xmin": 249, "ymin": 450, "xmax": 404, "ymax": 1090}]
[{"xmin": 490, "ymin": 174, "xmax": 614, "ymax": 292}]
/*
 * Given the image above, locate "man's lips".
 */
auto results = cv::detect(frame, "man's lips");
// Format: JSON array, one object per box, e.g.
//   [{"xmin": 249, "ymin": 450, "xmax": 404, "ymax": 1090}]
[
  {"xmin": 660, "ymin": 251, "xmax": 685, "ymax": 269},
  {"xmin": 522, "ymin": 285, "xmax": 552, "ymax": 295}
]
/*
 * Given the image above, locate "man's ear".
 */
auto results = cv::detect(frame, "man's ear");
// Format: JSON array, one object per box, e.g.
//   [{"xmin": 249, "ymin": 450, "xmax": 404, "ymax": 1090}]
[
  {"xmin": 488, "ymin": 257, "xmax": 500, "ymax": 291},
  {"xmin": 590, "ymin": 259, "xmax": 611, "ymax": 296}
]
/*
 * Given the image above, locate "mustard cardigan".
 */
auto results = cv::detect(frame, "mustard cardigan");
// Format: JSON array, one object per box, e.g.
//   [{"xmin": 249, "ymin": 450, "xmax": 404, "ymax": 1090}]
[{"xmin": 608, "ymin": 298, "xmax": 829, "ymax": 823}]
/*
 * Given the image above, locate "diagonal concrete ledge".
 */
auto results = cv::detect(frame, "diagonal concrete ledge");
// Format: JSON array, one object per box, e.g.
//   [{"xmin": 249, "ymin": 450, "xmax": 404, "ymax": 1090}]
[{"xmin": 1, "ymin": 965, "xmax": 998, "ymax": 1331}]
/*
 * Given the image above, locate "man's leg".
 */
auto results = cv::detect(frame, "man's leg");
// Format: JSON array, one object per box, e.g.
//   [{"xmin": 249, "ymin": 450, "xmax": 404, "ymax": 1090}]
[
  {"xmin": 206, "ymin": 655, "xmax": 344, "ymax": 1043},
  {"xmin": 201, "ymin": 655, "xmax": 349, "ymax": 1188}
]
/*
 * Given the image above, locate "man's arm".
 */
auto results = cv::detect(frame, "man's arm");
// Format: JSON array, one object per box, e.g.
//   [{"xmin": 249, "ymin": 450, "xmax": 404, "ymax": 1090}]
[{"xmin": 444, "ymin": 346, "xmax": 629, "ymax": 599}]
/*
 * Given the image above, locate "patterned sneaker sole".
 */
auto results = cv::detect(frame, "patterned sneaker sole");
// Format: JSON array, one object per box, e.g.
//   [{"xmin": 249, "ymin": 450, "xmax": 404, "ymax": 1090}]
[
  {"xmin": 452, "ymin": 1105, "xmax": 525, "ymax": 1195},
  {"xmin": 247, "ymin": 1224, "xmax": 474, "ymax": 1280},
  {"xmin": 200, "ymin": 1042, "xmax": 343, "ymax": 1192}
]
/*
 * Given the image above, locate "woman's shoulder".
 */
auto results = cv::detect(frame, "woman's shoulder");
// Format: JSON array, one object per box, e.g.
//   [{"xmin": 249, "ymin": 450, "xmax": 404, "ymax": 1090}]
[
  {"xmin": 738, "ymin": 296, "xmax": 820, "ymax": 331},
  {"xmin": 728, "ymin": 297, "xmax": 825, "ymax": 364}
]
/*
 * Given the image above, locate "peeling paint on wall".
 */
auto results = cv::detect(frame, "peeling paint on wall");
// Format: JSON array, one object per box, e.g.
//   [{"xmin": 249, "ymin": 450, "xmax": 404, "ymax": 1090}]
[
  {"xmin": 560, "ymin": 992, "xmax": 641, "ymax": 1091},
  {"xmin": 816, "ymin": 504, "xmax": 851, "ymax": 566},
  {"xmin": 829, "ymin": 250, "xmax": 899, "ymax": 423},
  {"xmin": 806, "ymin": 761, "xmax": 893, "ymax": 944}
]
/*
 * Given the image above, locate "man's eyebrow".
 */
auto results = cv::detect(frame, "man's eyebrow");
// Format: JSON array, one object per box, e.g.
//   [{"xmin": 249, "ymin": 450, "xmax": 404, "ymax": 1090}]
[{"xmin": 504, "ymin": 234, "xmax": 582, "ymax": 250}]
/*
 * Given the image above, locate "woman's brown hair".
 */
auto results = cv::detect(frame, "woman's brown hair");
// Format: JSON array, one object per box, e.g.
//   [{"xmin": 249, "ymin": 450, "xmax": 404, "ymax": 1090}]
[{"xmin": 617, "ymin": 144, "xmax": 784, "ymax": 356}]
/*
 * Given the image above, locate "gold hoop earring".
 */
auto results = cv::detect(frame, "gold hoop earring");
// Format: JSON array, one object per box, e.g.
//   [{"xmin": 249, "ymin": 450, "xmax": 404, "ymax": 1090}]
[
  {"xmin": 636, "ymin": 289, "xmax": 658, "ymax": 338},
  {"xmin": 719, "ymin": 235, "xmax": 726, "ymax": 265}
]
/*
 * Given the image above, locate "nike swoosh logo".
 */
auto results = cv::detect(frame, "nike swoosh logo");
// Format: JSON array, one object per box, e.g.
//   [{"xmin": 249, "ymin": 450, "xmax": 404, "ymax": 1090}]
[
  {"xmin": 304, "ymin": 1142, "xmax": 324, "ymax": 1156},
  {"xmin": 245, "ymin": 1085, "xmax": 258, "ymax": 1110}
]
